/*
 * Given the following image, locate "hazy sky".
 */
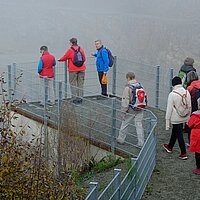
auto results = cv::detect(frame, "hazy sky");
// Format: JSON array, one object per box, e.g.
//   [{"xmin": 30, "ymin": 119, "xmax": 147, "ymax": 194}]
[{"xmin": 0, "ymin": 0, "xmax": 200, "ymax": 67}]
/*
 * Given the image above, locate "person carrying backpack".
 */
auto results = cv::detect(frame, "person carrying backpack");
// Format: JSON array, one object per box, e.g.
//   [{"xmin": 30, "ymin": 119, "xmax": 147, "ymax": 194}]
[
  {"xmin": 91, "ymin": 40, "xmax": 113, "ymax": 97},
  {"xmin": 116, "ymin": 72, "xmax": 147, "ymax": 147},
  {"xmin": 178, "ymin": 57, "xmax": 196, "ymax": 88},
  {"xmin": 58, "ymin": 38, "xmax": 86, "ymax": 104},
  {"xmin": 163, "ymin": 76, "xmax": 191, "ymax": 160}
]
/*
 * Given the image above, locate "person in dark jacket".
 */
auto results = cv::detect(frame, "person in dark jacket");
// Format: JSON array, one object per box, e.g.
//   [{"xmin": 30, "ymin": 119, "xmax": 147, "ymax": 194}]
[
  {"xmin": 38, "ymin": 45, "xmax": 56, "ymax": 106},
  {"xmin": 178, "ymin": 57, "xmax": 196, "ymax": 147},
  {"xmin": 91, "ymin": 40, "xmax": 109, "ymax": 97},
  {"xmin": 178, "ymin": 57, "xmax": 196, "ymax": 88},
  {"xmin": 185, "ymin": 71, "xmax": 200, "ymax": 145}
]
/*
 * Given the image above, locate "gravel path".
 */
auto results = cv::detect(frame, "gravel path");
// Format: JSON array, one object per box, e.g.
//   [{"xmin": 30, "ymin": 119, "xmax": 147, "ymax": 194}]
[{"xmin": 142, "ymin": 108, "xmax": 200, "ymax": 200}]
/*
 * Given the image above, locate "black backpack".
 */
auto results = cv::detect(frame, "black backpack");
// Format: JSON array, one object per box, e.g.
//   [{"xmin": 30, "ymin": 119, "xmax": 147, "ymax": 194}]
[
  {"xmin": 71, "ymin": 46, "xmax": 85, "ymax": 67},
  {"xmin": 100, "ymin": 47, "xmax": 114, "ymax": 67}
]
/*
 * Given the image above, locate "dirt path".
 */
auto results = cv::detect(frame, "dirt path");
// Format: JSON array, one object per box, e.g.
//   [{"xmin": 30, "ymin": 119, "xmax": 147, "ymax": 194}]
[{"xmin": 142, "ymin": 108, "xmax": 200, "ymax": 200}]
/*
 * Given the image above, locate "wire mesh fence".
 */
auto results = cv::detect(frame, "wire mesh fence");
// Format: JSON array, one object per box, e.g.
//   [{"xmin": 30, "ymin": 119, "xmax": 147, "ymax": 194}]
[{"xmin": 5, "ymin": 56, "xmax": 180, "ymax": 200}]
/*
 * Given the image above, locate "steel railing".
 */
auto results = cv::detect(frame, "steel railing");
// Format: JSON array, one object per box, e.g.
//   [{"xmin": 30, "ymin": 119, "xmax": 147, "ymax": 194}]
[{"xmin": 5, "ymin": 57, "xmax": 164, "ymax": 200}]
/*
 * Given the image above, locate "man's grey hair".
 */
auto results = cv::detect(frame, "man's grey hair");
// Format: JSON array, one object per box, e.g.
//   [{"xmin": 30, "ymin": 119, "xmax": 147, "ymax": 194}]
[
  {"xmin": 95, "ymin": 40, "xmax": 102, "ymax": 44},
  {"xmin": 126, "ymin": 72, "xmax": 135, "ymax": 80}
]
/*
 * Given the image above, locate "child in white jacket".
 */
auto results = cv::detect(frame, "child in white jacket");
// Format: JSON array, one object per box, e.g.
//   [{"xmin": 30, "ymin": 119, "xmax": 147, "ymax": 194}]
[{"xmin": 163, "ymin": 76, "xmax": 191, "ymax": 160}]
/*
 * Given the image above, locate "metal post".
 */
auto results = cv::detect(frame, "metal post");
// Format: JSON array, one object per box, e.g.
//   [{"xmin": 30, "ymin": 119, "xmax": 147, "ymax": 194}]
[
  {"xmin": 146, "ymin": 118, "xmax": 151, "ymax": 135},
  {"xmin": 44, "ymin": 77, "xmax": 49, "ymax": 161},
  {"xmin": 111, "ymin": 97, "xmax": 117, "ymax": 154},
  {"xmin": 87, "ymin": 182, "xmax": 98, "ymax": 200},
  {"xmin": 53, "ymin": 66, "xmax": 56, "ymax": 98},
  {"xmin": 57, "ymin": 81, "xmax": 62, "ymax": 177},
  {"xmin": 8, "ymin": 65, "xmax": 12, "ymax": 103},
  {"xmin": 64, "ymin": 61, "xmax": 68, "ymax": 99},
  {"xmin": 155, "ymin": 66, "xmax": 160, "ymax": 108},
  {"xmin": 169, "ymin": 68, "xmax": 173, "ymax": 93},
  {"xmin": 131, "ymin": 157, "xmax": 137, "ymax": 199},
  {"xmin": 58, "ymin": 81, "xmax": 62, "ymax": 117},
  {"xmin": 112, "ymin": 56, "xmax": 117, "ymax": 96},
  {"xmin": 13, "ymin": 63, "xmax": 16, "ymax": 95},
  {"xmin": 114, "ymin": 169, "xmax": 121, "ymax": 200}
]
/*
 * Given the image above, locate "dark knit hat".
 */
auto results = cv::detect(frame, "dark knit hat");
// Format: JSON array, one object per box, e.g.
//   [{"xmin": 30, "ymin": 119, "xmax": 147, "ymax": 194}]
[
  {"xmin": 184, "ymin": 57, "xmax": 194, "ymax": 66},
  {"xmin": 172, "ymin": 76, "xmax": 182, "ymax": 87}
]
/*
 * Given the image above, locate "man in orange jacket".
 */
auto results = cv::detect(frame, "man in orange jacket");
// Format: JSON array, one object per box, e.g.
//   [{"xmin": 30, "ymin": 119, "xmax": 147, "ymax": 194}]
[{"xmin": 58, "ymin": 38, "xmax": 86, "ymax": 104}]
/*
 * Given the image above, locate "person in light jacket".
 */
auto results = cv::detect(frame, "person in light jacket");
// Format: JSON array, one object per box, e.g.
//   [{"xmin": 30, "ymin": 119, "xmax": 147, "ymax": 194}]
[
  {"xmin": 116, "ymin": 72, "xmax": 144, "ymax": 147},
  {"xmin": 163, "ymin": 76, "xmax": 191, "ymax": 160}
]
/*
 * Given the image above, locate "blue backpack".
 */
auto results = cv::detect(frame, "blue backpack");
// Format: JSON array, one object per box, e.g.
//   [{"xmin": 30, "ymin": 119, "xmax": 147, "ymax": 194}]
[
  {"xmin": 100, "ymin": 48, "xmax": 114, "ymax": 67},
  {"xmin": 71, "ymin": 46, "xmax": 85, "ymax": 67}
]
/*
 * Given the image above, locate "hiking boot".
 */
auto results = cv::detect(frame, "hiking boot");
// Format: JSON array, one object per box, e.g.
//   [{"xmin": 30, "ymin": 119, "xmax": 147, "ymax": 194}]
[
  {"xmin": 163, "ymin": 144, "xmax": 172, "ymax": 153},
  {"xmin": 77, "ymin": 99, "xmax": 83, "ymax": 104},
  {"xmin": 178, "ymin": 154, "xmax": 188, "ymax": 160},
  {"xmin": 192, "ymin": 168, "xmax": 200, "ymax": 175},
  {"xmin": 72, "ymin": 99, "xmax": 79, "ymax": 104}
]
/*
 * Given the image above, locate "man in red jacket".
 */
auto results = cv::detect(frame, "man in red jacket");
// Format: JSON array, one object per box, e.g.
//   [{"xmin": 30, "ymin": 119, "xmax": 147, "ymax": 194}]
[
  {"xmin": 38, "ymin": 45, "xmax": 56, "ymax": 106},
  {"xmin": 58, "ymin": 38, "xmax": 86, "ymax": 104}
]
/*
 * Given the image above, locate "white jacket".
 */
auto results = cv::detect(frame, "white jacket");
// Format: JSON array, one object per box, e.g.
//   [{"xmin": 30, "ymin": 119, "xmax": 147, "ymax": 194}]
[{"xmin": 165, "ymin": 84, "xmax": 191, "ymax": 130}]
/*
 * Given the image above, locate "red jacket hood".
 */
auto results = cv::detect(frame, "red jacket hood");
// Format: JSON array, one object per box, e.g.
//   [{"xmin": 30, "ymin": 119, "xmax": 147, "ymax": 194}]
[
  {"xmin": 187, "ymin": 80, "xmax": 200, "ymax": 94},
  {"xmin": 191, "ymin": 110, "xmax": 200, "ymax": 128},
  {"xmin": 189, "ymin": 80, "xmax": 200, "ymax": 89}
]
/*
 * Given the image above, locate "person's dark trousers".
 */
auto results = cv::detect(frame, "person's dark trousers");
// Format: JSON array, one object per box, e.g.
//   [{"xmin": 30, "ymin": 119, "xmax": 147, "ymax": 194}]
[
  {"xmin": 184, "ymin": 124, "xmax": 191, "ymax": 144},
  {"xmin": 168, "ymin": 123, "xmax": 186, "ymax": 155},
  {"xmin": 195, "ymin": 152, "xmax": 200, "ymax": 168},
  {"xmin": 98, "ymin": 72, "xmax": 108, "ymax": 96}
]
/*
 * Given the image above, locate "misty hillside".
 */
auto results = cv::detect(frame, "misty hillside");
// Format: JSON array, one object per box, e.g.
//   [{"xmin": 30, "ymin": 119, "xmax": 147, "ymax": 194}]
[{"xmin": 0, "ymin": 0, "xmax": 200, "ymax": 70}]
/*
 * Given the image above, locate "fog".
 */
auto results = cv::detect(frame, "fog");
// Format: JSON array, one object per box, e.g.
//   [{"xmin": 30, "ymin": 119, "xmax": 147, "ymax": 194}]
[{"xmin": 0, "ymin": 0, "xmax": 200, "ymax": 69}]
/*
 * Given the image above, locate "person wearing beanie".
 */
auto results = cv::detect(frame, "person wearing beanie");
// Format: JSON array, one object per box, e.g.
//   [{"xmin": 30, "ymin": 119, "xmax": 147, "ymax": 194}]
[
  {"xmin": 163, "ymin": 76, "xmax": 191, "ymax": 160},
  {"xmin": 184, "ymin": 57, "xmax": 194, "ymax": 66},
  {"xmin": 178, "ymin": 57, "xmax": 196, "ymax": 88}
]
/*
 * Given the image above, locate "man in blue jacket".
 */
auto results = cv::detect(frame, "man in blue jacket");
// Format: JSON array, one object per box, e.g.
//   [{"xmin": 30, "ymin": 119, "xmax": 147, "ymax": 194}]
[{"xmin": 91, "ymin": 40, "xmax": 109, "ymax": 96}]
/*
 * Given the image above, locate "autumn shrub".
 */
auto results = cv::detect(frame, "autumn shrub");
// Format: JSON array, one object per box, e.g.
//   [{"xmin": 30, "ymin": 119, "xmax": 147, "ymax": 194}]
[{"xmin": 0, "ymin": 74, "xmax": 86, "ymax": 199}]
